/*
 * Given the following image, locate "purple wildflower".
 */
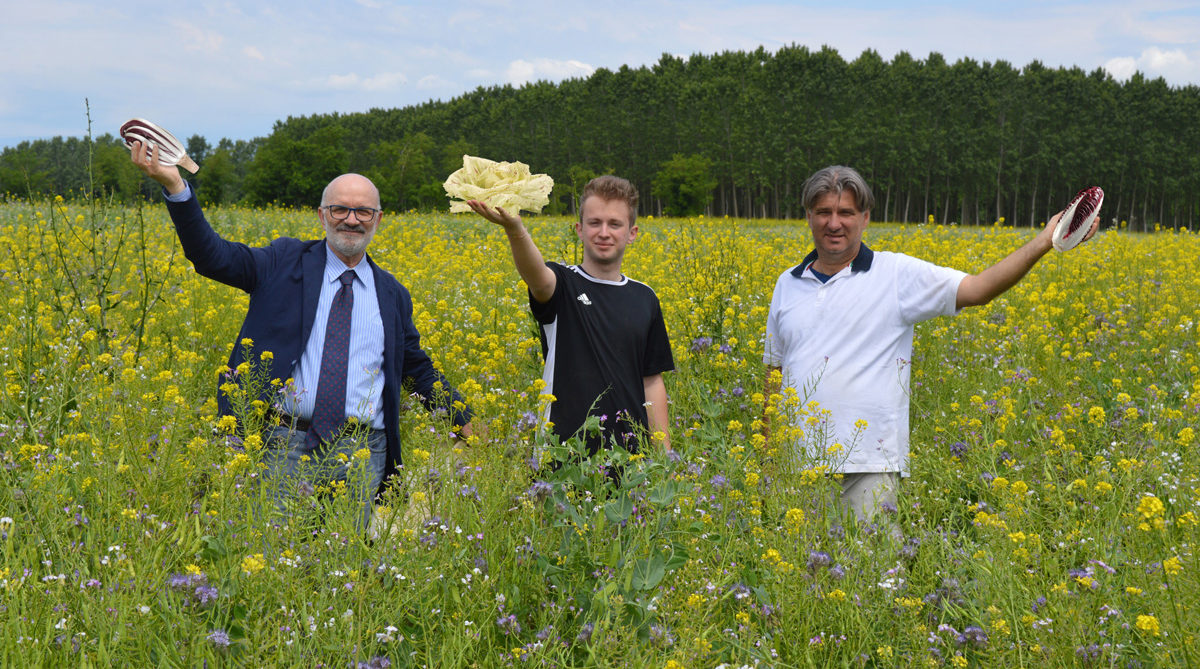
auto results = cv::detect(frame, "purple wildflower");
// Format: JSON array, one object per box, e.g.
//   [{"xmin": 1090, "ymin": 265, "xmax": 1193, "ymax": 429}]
[
  {"xmin": 807, "ymin": 551, "xmax": 832, "ymax": 572},
  {"xmin": 949, "ymin": 441, "xmax": 967, "ymax": 458},
  {"xmin": 527, "ymin": 480, "xmax": 553, "ymax": 502},
  {"xmin": 690, "ymin": 336, "xmax": 713, "ymax": 352},
  {"xmin": 207, "ymin": 629, "xmax": 230, "ymax": 648},
  {"xmin": 496, "ymin": 614, "xmax": 521, "ymax": 636},
  {"xmin": 195, "ymin": 585, "xmax": 219, "ymax": 606},
  {"xmin": 457, "ymin": 485, "xmax": 480, "ymax": 500},
  {"xmin": 649, "ymin": 623, "xmax": 676, "ymax": 646},
  {"xmin": 167, "ymin": 572, "xmax": 207, "ymax": 591},
  {"xmin": 575, "ymin": 622, "xmax": 594, "ymax": 643},
  {"xmin": 957, "ymin": 626, "xmax": 988, "ymax": 648},
  {"xmin": 516, "ymin": 411, "xmax": 539, "ymax": 431}
]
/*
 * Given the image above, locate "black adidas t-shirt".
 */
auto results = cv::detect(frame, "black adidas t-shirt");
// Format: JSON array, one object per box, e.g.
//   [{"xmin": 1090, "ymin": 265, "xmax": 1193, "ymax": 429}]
[{"xmin": 530, "ymin": 262, "xmax": 674, "ymax": 453}]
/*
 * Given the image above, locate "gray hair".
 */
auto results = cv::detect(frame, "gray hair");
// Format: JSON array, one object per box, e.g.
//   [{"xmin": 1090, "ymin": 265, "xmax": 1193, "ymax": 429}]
[{"xmin": 801, "ymin": 165, "xmax": 875, "ymax": 214}]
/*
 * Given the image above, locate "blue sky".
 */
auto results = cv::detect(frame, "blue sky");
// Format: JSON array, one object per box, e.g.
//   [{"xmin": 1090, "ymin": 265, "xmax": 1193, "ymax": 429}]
[{"xmin": 2, "ymin": 0, "xmax": 1198, "ymax": 149}]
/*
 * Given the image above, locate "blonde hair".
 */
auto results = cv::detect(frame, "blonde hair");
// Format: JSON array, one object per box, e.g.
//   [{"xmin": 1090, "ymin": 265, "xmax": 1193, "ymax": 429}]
[{"xmin": 580, "ymin": 175, "xmax": 639, "ymax": 225}]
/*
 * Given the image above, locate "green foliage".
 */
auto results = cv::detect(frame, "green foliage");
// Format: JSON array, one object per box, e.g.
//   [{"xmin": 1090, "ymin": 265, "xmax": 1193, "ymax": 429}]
[
  {"xmin": 244, "ymin": 125, "xmax": 350, "ymax": 206},
  {"xmin": 6, "ymin": 49, "xmax": 1200, "ymax": 228},
  {"xmin": 364, "ymin": 133, "xmax": 441, "ymax": 211},
  {"xmin": 89, "ymin": 137, "xmax": 144, "ymax": 201},
  {"xmin": 652, "ymin": 154, "xmax": 717, "ymax": 216}
]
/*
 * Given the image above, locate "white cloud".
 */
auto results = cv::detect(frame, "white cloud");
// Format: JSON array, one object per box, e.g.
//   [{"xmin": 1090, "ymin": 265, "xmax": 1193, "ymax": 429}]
[
  {"xmin": 1104, "ymin": 46, "xmax": 1198, "ymax": 83},
  {"xmin": 505, "ymin": 58, "xmax": 595, "ymax": 85},
  {"xmin": 243, "ymin": 46, "xmax": 265, "ymax": 61},
  {"xmin": 1104, "ymin": 56, "xmax": 1138, "ymax": 81},
  {"xmin": 323, "ymin": 72, "xmax": 408, "ymax": 91},
  {"xmin": 170, "ymin": 19, "xmax": 225, "ymax": 54},
  {"xmin": 363, "ymin": 72, "xmax": 409, "ymax": 91},
  {"xmin": 417, "ymin": 74, "xmax": 450, "ymax": 89},
  {"xmin": 1142, "ymin": 46, "xmax": 1190, "ymax": 70}
]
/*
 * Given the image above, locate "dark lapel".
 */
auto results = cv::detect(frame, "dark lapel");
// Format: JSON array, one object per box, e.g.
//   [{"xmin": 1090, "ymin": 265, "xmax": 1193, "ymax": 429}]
[
  {"xmin": 299, "ymin": 242, "xmax": 326, "ymax": 349},
  {"xmin": 368, "ymin": 254, "xmax": 397, "ymax": 363}
]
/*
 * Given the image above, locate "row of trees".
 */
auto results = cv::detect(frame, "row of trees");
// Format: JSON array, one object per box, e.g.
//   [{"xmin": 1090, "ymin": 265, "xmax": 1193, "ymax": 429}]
[
  {"xmin": 0, "ymin": 133, "xmax": 263, "ymax": 207},
  {"xmin": 4, "ymin": 46, "xmax": 1199, "ymax": 228}
]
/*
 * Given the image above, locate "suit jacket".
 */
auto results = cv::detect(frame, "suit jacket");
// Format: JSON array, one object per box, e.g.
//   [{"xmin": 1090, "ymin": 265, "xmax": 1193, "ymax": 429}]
[{"xmin": 166, "ymin": 191, "xmax": 471, "ymax": 483}]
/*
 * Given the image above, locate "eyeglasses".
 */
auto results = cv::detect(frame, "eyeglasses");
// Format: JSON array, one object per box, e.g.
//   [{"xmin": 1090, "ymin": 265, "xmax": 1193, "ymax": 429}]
[{"xmin": 323, "ymin": 205, "xmax": 380, "ymax": 223}]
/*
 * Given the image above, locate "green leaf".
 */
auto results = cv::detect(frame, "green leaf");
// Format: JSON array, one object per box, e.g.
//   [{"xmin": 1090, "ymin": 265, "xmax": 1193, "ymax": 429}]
[
  {"xmin": 537, "ymin": 555, "xmax": 564, "ymax": 577},
  {"xmin": 199, "ymin": 535, "xmax": 226, "ymax": 561},
  {"xmin": 664, "ymin": 543, "xmax": 689, "ymax": 571},
  {"xmin": 648, "ymin": 480, "xmax": 677, "ymax": 507},
  {"xmin": 631, "ymin": 554, "xmax": 666, "ymax": 590},
  {"xmin": 604, "ymin": 495, "xmax": 633, "ymax": 524}
]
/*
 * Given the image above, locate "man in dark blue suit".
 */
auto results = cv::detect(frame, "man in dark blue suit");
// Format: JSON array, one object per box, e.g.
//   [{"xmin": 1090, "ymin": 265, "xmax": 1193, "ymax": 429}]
[{"xmin": 129, "ymin": 140, "xmax": 473, "ymax": 529}]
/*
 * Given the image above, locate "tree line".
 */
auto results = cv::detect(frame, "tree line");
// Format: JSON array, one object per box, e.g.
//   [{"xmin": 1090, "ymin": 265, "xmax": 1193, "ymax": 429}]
[{"xmin": 4, "ymin": 45, "xmax": 1199, "ymax": 230}]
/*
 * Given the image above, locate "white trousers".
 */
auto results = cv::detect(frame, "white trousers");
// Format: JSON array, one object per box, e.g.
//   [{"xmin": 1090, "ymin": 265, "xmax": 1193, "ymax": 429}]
[{"xmin": 839, "ymin": 472, "xmax": 899, "ymax": 522}]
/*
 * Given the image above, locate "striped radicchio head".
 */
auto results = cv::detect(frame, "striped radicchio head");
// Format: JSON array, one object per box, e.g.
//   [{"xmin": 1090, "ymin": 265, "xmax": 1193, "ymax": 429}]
[
  {"xmin": 120, "ymin": 118, "xmax": 199, "ymax": 174},
  {"xmin": 1052, "ymin": 186, "xmax": 1103, "ymax": 251}
]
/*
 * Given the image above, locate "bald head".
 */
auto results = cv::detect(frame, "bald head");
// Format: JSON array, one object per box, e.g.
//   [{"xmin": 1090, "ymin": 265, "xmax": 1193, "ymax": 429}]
[
  {"xmin": 321, "ymin": 173, "xmax": 381, "ymax": 209},
  {"xmin": 318, "ymin": 173, "xmax": 382, "ymax": 267}
]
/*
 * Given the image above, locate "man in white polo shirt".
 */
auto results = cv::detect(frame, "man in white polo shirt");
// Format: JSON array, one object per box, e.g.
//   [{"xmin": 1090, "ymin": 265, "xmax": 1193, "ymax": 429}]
[{"xmin": 764, "ymin": 165, "xmax": 1096, "ymax": 522}]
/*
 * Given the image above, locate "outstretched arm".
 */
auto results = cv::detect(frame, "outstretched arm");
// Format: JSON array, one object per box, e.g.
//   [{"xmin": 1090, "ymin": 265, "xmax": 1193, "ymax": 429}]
[
  {"xmin": 956, "ymin": 210, "xmax": 1098, "ymax": 309},
  {"xmin": 643, "ymin": 373, "xmax": 670, "ymax": 450},
  {"xmin": 465, "ymin": 200, "xmax": 556, "ymax": 303}
]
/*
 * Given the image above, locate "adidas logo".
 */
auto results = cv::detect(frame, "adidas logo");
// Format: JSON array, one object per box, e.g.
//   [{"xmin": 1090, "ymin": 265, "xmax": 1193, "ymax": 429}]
[{"xmin": 577, "ymin": 293, "xmax": 592, "ymax": 306}]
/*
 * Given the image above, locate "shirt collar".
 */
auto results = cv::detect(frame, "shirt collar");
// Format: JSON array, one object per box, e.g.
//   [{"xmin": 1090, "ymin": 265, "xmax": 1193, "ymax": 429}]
[
  {"xmin": 791, "ymin": 243, "xmax": 875, "ymax": 278},
  {"xmin": 323, "ymin": 243, "xmax": 370, "ymax": 285}
]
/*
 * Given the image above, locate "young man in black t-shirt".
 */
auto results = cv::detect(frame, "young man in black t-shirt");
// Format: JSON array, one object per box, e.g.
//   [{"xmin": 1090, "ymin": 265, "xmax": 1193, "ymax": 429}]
[{"xmin": 467, "ymin": 175, "xmax": 674, "ymax": 454}]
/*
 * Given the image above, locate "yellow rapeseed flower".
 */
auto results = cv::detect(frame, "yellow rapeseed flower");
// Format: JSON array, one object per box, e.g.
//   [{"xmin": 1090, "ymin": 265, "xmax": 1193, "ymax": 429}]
[
  {"xmin": 1163, "ymin": 556, "xmax": 1183, "ymax": 576},
  {"xmin": 1137, "ymin": 495, "xmax": 1164, "ymax": 520}
]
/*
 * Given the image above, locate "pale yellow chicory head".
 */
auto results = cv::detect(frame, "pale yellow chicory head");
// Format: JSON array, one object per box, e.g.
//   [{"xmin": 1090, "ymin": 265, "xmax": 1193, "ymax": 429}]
[{"xmin": 444, "ymin": 155, "xmax": 554, "ymax": 215}]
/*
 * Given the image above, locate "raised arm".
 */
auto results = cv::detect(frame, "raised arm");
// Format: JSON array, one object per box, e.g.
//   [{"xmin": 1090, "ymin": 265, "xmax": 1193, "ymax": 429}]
[
  {"xmin": 465, "ymin": 200, "xmax": 556, "ymax": 303},
  {"xmin": 956, "ymin": 210, "xmax": 1098, "ymax": 309},
  {"xmin": 129, "ymin": 138, "xmax": 262, "ymax": 292}
]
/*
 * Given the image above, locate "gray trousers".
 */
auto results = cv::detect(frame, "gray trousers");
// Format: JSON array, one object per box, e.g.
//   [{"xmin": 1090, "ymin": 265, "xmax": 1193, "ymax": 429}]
[{"xmin": 261, "ymin": 423, "xmax": 388, "ymax": 530}]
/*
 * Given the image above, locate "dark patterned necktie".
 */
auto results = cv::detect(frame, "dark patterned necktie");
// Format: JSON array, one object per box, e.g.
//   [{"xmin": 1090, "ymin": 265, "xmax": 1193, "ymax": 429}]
[{"xmin": 307, "ymin": 270, "xmax": 355, "ymax": 449}]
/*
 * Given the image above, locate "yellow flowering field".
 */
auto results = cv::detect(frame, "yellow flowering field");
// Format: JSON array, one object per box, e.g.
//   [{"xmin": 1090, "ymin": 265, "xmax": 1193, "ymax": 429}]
[{"xmin": 1, "ymin": 196, "xmax": 1198, "ymax": 667}]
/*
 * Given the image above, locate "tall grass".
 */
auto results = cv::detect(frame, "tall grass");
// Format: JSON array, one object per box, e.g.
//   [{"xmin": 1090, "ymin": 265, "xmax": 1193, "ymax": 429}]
[{"xmin": 1, "ymin": 200, "xmax": 1196, "ymax": 667}]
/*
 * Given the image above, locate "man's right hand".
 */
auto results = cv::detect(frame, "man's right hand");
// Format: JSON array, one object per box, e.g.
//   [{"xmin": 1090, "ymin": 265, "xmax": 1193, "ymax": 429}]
[
  {"xmin": 465, "ymin": 199, "xmax": 524, "ymax": 232},
  {"xmin": 128, "ymin": 139, "xmax": 187, "ymax": 196},
  {"xmin": 463, "ymin": 199, "xmax": 556, "ymax": 302}
]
